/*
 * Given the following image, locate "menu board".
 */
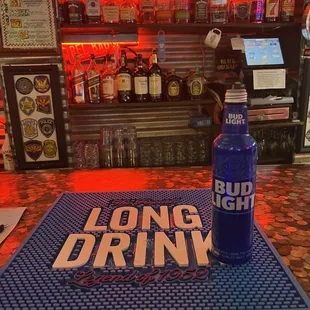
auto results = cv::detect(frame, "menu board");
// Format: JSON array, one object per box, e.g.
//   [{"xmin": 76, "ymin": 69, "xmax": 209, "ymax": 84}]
[
  {"xmin": 14, "ymin": 74, "xmax": 59, "ymax": 162},
  {"xmin": 0, "ymin": 0, "xmax": 57, "ymax": 50}
]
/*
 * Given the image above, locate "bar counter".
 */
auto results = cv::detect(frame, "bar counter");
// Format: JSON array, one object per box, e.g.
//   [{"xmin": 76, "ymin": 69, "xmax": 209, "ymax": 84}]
[{"xmin": 0, "ymin": 165, "xmax": 309, "ymax": 296}]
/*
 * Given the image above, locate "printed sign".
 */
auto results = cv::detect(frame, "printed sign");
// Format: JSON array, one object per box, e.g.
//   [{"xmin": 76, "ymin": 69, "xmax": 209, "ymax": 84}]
[
  {"xmin": 38, "ymin": 118, "xmax": 55, "ymax": 138},
  {"xmin": 15, "ymin": 78, "xmax": 33, "ymax": 95},
  {"xmin": 21, "ymin": 119, "xmax": 38, "ymax": 140},
  {"xmin": 0, "ymin": 0, "xmax": 57, "ymax": 50},
  {"xmin": 36, "ymin": 96, "xmax": 52, "ymax": 114},
  {"xmin": 34, "ymin": 76, "xmax": 51, "ymax": 93},
  {"xmin": 24, "ymin": 140, "xmax": 43, "ymax": 161},
  {"xmin": 19, "ymin": 96, "xmax": 35, "ymax": 116}
]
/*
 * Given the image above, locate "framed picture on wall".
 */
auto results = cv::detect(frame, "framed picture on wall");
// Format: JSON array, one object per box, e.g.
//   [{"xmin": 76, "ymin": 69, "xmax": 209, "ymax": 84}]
[{"xmin": 3, "ymin": 65, "xmax": 68, "ymax": 170}]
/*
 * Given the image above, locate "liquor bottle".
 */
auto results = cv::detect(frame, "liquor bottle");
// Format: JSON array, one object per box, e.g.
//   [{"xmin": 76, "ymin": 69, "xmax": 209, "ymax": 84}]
[
  {"xmin": 71, "ymin": 54, "xmax": 86, "ymax": 104},
  {"xmin": 251, "ymin": 0, "xmax": 265, "ymax": 22},
  {"xmin": 148, "ymin": 50, "xmax": 162, "ymax": 102},
  {"xmin": 194, "ymin": 0, "xmax": 209, "ymax": 23},
  {"xmin": 87, "ymin": 54, "xmax": 101, "ymax": 104},
  {"xmin": 140, "ymin": 0, "xmax": 155, "ymax": 23},
  {"xmin": 281, "ymin": 0, "xmax": 295, "ymax": 22},
  {"xmin": 2, "ymin": 125, "xmax": 15, "ymax": 171},
  {"xmin": 265, "ymin": 0, "xmax": 280, "ymax": 22},
  {"xmin": 65, "ymin": 0, "xmax": 85, "ymax": 24},
  {"xmin": 101, "ymin": 0, "xmax": 120, "ymax": 23},
  {"xmin": 58, "ymin": 0, "xmax": 65, "ymax": 24},
  {"xmin": 211, "ymin": 83, "xmax": 257, "ymax": 265},
  {"xmin": 65, "ymin": 60, "xmax": 73, "ymax": 104},
  {"xmin": 117, "ymin": 51, "xmax": 132, "ymax": 103},
  {"xmin": 86, "ymin": 0, "xmax": 101, "ymax": 23},
  {"xmin": 101, "ymin": 54, "xmax": 117, "ymax": 103},
  {"xmin": 156, "ymin": 0, "xmax": 175, "ymax": 23},
  {"xmin": 232, "ymin": 0, "xmax": 251, "ymax": 22},
  {"xmin": 120, "ymin": 0, "xmax": 138, "ymax": 23},
  {"xmin": 165, "ymin": 69, "xmax": 183, "ymax": 102},
  {"xmin": 187, "ymin": 65, "xmax": 207, "ymax": 100},
  {"xmin": 134, "ymin": 54, "xmax": 148, "ymax": 103},
  {"xmin": 175, "ymin": 0, "xmax": 192, "ymax": 23},
  {"xmin": 209, "ymin": 0, "xmax": 228, "ymax": 23}
]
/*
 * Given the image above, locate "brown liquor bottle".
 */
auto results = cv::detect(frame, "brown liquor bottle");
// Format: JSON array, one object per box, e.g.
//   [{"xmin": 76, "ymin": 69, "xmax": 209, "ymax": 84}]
[
  {"xmin": 148, "ymin": 50, "xmax": 162, "ymax": 102},
  {"xmin": 117, "ymin": 51, "xmax": 132, "ymax": 103},
  {"xmin": 65, "ymin": 0, "xmax": 85, "ymax": 24},
  {"xmin": 71, "ymin": 54, "xmax": 86, "ymax": 104},
  {"xmin": 281, "ymin": 0, "xmax": 295, "ymax": 22},
  {"xmin": 134, "ymin": 54, "xmax": 148, "ymax": 103},
  {"xmin": 165, "ymin": 69, "xmax": 183, "ymax": 102},
  {"xmin": 87, "ymin": 54, "xmax": 101, "ymax": 104}
]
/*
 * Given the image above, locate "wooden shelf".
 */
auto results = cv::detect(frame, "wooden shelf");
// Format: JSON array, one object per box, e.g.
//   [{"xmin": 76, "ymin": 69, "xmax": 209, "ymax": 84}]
[
  {"xmin": 69, "ymin": 99, "xmax": 215, "ymax": 109},
  {"xmin": 61, "ymin": 22, "xmax": 300, "ymax": 40}
]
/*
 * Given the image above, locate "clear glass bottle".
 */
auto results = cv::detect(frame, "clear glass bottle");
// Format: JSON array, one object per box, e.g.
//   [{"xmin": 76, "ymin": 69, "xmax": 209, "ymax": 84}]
[
  {"xmin": 65, "ymin": 0, "xmax": 85, "ymax": 25},
  {"xmin": 120, "ymin": 0, "xmax": 138, "ymax": 23},
  {"xmin": 117, "ymin": 50, "xmax": 132, "ymax": 103},
  {"xmin": 140, "ymin": 0, "xmax": 155, "ymax": 23},
  {"xmin": 232, "ymin": 0, "xmax": 251, "ymax": 22},
  {"xmin": 175, "ymin": 0, "xmax": 192, "ymax": 23},
  {"xmin": 165, "ymin": 68, "xmax": 183, "ymax": 102},
  {"xmin": 101, "ymin": 0, "xmax": 120, "ymax": 23},
  {"xmin": 85, "ymin": 0, "xmax": 101, "ymax": 23},
  {"xmin": 209, "ymin": 0, "xmax": 228, "ymax": 23},
  {"xmin": 187, "ymin": 64, "xmax": 207, "ymax": 101},
  {"xmin": 194, "ymin": 0, "xmax": 209, "ymax": 23},
  {"xmin": 87, "ymin": 54, "xmax": 101, "ymax": 104},
  {"xmin": 156, "ymin": 0, "xmax": 175, "ymax": 23},
  {"xmin": 101, "ymin": 54, "xmax": 117, "ymax": 104},
  {"xmin": 71, "ymin": 54, "xmax": 86, "ymax": 104},
  {"xmin": 134, "ymin": 54, "xmax": 148, "ymax": 103},
  {"xmin": 148, "ymin": 50, "xmax": 162, "ymax": 102}
]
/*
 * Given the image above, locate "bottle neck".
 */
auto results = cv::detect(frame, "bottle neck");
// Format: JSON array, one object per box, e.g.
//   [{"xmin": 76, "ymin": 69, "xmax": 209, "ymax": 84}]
[
  {"xmin": 121, "ymin": 55, "xmax": 126, "ymax": 67},
  {"xmin": 222, "ymin": 103, "xmax": 249, "ymax": 135},
  {"xmin": 152, "ymin": 53, "xmax": 158, "ymax": 65},
  {"xmin": 137, "ymin": 58, "xmax": 143, "ymax": 69}
]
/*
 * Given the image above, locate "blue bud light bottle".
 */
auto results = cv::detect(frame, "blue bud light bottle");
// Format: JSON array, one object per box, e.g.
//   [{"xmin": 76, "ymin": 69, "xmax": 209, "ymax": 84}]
[{"xmin": 211, "ymin": 83, "xmax": 257, "ymax": 265}]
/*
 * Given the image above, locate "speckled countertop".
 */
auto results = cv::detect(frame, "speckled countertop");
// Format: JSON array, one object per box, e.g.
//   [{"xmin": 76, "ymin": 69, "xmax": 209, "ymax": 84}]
[{"xmin": 0, "ymin": 165, "xmax": 309, "ymax": 296}]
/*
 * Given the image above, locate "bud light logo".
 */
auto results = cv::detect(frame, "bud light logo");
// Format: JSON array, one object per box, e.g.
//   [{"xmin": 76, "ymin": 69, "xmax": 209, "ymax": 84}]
[
  {"xmin": 212, "ymin": 179, "xmax": 255, "ymax": 211},
  {"xmin": 225, "ymin": 113, "xmax": 246, "ymax": 125}
]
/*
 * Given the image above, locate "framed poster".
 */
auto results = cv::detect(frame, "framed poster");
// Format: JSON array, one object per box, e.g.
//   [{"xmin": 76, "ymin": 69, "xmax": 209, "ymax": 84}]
[
  {"xmin": 0, "ymin": 0, "xmax": 57, "ymax": 50},
  {"xmin": 297, "ymin": 58, "xmax": 310, "ymax": 153},
  {"xmin": 3, "ymin": 65, "xmax": 67, "ymax": 169}
]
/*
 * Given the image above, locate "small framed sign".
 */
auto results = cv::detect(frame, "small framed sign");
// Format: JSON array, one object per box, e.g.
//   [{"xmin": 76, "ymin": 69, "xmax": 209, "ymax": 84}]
[{"xmin": 0, "ymin": 0, "xmax": 57, "ymax": 50}]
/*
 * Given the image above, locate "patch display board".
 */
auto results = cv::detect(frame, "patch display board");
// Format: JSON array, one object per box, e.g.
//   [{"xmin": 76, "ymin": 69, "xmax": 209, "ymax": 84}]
[
  {"xmin": 3, "ymin": 65, "xmax": 67, "ymax": 170},
  {"xmin": 0, "ymin": 0, "xmax": 57, "ymax": 50},
  {"xmin": 0, "ymin": 189, "xmax": 309, "ymax": 310},
  {"xmin": 14, "ymin": 74, "xmax": 59, "ymax": 162}
]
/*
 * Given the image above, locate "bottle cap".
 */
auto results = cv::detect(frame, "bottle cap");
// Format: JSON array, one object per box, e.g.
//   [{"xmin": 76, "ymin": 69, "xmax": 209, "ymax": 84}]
[{"xmin": 225, "ymin": 82, "xmax": 247, "ymax": 103}]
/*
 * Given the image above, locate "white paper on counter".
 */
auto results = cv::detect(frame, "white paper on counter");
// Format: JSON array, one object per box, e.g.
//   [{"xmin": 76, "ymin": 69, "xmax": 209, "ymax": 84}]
[
  {"xmin": 253, "ymin": 69, "xmax": 286, "ymax": 90},
  {"xmin": 0, "ymin": 208, "xmax": 26, "ymax": 244}
]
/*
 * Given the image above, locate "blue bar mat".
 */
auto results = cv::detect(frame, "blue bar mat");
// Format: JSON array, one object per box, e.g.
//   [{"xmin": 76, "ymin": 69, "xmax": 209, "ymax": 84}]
[{"xmin": 1, "ymin": 190, "xmax": 309, "ymax": 310}]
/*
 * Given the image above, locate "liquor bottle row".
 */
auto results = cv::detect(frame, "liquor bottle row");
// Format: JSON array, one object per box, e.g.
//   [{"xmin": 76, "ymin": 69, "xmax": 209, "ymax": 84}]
[
  {"xmin": 59, "ymin": 0, "xmax": 295, "ymax": 25},
  {"xmin": 68, "ymin": 50, "xmax": 209, "ymax": 104}
]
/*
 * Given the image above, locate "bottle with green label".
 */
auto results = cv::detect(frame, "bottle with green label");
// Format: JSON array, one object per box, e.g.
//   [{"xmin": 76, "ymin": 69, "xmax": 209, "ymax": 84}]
[
  {"xmin": 187, "ymin": 65, "xmax": 207, "ymax": 100},
  {"xmin": 175, "ymin": 0, "xmax": 192, "ymax": 23},
  {"xmin": 165, "ymin": 69, "xmax": 183, "ymax": 102},
  {"xmin": 148, "ymin": 50, "xmax": 162, "ymax": 102},
  {"xmin": 117, "ymin": 50, "xmax": 132, "ymax": 103}
]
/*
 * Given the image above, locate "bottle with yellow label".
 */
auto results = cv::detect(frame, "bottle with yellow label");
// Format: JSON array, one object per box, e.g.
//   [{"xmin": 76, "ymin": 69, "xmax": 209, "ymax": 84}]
[
  {"xmin": 148, "ymin": 50, "xmax": 162, "ymax": 102},
  {"xmin": 165, "ymin": 69, "xmax": 183, "ymax": 102},
  {"xmin": 281, "ymin": 0, "xmax": 295, "ymax": 22},
  {"xmin": 187, "ymin": 65, "xmax": 207, "ymax": 101}
]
